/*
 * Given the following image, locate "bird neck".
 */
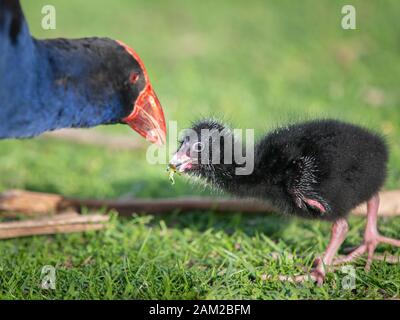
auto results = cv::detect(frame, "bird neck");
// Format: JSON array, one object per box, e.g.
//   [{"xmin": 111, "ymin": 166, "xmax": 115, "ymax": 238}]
[
  {"xmin": 209, "ymin": 139, "xmax": 277, "ymax": 198},
  {"xmin": 0, "ymin": 1, "xmax": 126, "ymax": 138},
  {"xmin": 206, "ymin": 144, "xmax": 256, "ymax": 193}
]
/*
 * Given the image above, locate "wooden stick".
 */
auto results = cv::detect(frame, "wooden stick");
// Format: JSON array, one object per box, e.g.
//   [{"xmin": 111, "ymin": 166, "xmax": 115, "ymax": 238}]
[
  {"xmin": 1, "ymin": 189, "xmax": 400, "ymax": 217},
  {"xmin": 0, "ymin": 190, "xmax": 64, "ymax": 216},
  {"xmin": 0, "ymin": 213, "xmax": 109, "ymax": 228},
  {"xmin": 0, "ymin": 223, "xmax": 106, "ymax": 239},
  {"xmin": 0, "ymin": 212, "xmax": 109, "ymax": 239},
  {"xmin": 0, "ymin": 189, "xmax": 273, "ymax": 216}
]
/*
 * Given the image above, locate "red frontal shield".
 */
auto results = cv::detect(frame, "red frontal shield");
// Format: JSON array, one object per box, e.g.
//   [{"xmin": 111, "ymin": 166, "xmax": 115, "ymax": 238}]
[{"xmin": 116, "ymin": 40, "xmax": 167, "ymax": 145}]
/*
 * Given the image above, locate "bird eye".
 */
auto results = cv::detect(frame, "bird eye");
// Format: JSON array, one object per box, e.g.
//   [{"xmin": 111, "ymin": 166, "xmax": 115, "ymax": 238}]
[
  {"xmin": 192, "ymin": 142, "xmax": 204, "ymax": 152},
  {"xmin": 129, "ymin": 72, "xmax": 140, "ymax": 84}
]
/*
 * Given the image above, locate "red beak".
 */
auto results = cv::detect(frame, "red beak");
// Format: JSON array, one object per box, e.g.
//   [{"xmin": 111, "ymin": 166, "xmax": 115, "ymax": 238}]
[
  {"xmin": 116, "ymin": 40, "xmax": 167, "ymax": 145},
  {"xmin": 122, "ymin": 84, "xmax": 167, "ymax": 145}
]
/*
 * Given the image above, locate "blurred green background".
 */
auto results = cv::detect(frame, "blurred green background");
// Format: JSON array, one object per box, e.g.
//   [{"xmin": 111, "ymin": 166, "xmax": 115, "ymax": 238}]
[
  {"xmin": 0, "ymin": 0, "xmax": 399, "ymax": 299},
  {"xmin": 1, "ymin": 0, "xmax": 399, "ymax": 198}
]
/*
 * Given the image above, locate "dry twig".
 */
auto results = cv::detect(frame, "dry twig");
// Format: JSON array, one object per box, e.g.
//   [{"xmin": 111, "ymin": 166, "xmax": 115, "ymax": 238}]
[
  {"xmin": 0, "ymin": 211, "xmax": 109, "ymax": 239},
  {"xmin": 1, "ymin": 189, "xmax": 400, "ymax": 217}
]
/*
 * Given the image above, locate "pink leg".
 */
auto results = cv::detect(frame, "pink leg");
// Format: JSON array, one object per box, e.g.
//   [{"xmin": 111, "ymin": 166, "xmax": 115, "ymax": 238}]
[
  {"xmin": 276, "ymin": 218, "xmax": 348, "ymax": 285},
  {"xmin": 334, "ymin": 194, "xmax": 400, "ymax": 270}
]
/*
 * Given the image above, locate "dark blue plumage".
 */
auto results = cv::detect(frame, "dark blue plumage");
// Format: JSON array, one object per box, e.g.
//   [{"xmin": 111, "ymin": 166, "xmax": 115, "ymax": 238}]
[{"xmin": 0, "ymin": 0, "xmax": 166, "ymax": 143}]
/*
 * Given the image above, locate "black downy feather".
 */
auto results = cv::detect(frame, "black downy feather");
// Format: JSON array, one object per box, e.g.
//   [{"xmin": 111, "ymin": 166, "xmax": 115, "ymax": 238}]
[{"xmin": 178, "ymin": 119, "xmax": 388, "ymax": 221}]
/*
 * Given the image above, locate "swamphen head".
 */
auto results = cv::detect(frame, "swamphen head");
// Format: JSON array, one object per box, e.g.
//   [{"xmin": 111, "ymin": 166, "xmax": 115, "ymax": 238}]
[
  {"xmin": 0, "ymin": 0, "xmax": 167, "ymax": 144},
  {"xmin": 115, "ymin": 41, "xmax": 166, "ymax": 145}
]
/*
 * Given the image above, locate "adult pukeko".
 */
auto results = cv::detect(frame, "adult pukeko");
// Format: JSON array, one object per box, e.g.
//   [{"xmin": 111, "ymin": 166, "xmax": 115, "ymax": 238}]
[
  {"xmin": 0, "ymin": 0, "xmax": 166, "ymax": 144},
  {"xmin": 170, "ymin": 118, "xmax": 399, "ymax": 284}
]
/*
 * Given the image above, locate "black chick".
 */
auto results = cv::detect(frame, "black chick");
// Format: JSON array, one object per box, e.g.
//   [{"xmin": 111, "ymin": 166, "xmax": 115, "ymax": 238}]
[{"xmin": 170, "ymin": 118, "xmax": 399, "ymax": 284}]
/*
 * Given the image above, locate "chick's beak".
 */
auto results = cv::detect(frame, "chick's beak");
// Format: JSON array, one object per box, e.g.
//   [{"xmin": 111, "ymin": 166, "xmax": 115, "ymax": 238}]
[
  {"xmin": 170, "ymin": 143, "xmax": 193, "ymax": 172},
  {"xmin": 123, "ymin": 84, "xmax": 167, "ymax": 145}
]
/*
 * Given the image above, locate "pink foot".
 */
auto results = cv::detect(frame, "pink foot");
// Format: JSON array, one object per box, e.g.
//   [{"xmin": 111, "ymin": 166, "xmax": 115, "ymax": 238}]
[
  {"xmin": 334, "ymin": 235, "xmax": 400, "ymax": 270},
  {"xmin": 334, "ymin": 194, "xmax": 400, "ymax": 270},
  {"xmin": 274, "ymin": 257, "xmax": 326, "ymax": 285},
  {"xmin": 271, "ymin": 219, "xmax": 349, "ymax": 286}
]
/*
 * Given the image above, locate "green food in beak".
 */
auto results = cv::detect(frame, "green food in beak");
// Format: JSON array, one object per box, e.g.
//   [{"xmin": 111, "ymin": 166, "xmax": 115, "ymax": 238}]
[{"xmin": 166, "ymin": 164, "xmax": 180, "ymax": 185}]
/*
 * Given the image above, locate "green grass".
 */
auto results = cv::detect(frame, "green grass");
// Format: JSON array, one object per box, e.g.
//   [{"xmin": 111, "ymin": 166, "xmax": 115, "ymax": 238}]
[{"xmin": 0, "ymin": 0, "xmax": 399, "ymax": 299}]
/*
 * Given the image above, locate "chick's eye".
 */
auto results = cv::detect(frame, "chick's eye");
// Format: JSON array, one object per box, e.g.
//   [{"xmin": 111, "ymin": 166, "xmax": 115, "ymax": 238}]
[{"xmin": 192, "ymin": 142, "xmax": 204, "ymax": 152}]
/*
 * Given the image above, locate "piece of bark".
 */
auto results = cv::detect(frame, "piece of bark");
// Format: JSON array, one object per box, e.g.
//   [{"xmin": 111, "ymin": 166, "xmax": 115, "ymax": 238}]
[
  {"xmin": 1, "ymin": 189, "xmax": 400, "ymax": 217},
  {"xmin": 0, "ymin": 189, "xmax": 64, "ymax": 216},
  {"xmin": 0, "ymin": 213, "xmax": 109, "ymax": 228},
  {"xmin": 0, "ymin": 212, "xmax": 109, "ymax": 239},
  {"xmin": 0, "ymin": 223, "xmax": 106, "ymax": 239}
]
